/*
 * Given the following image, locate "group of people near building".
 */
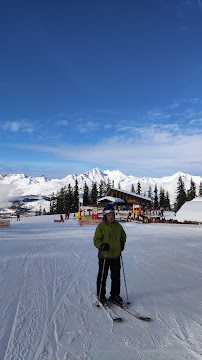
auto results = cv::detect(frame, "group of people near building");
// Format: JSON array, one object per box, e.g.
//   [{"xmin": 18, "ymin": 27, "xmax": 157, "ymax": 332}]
[{"xmin": 124, "ymin": 207, "xmax": 165, "ymax": 222}]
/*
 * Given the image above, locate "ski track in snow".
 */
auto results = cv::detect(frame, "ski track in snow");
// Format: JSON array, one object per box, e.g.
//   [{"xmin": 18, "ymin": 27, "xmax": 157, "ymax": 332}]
[{"xmin": 0, "ymin": 216, "xmax": 202, "ymax": 359}]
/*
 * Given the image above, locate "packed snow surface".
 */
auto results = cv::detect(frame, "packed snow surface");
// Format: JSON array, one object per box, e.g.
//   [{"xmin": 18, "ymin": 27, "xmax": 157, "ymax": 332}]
[
  {"xmin": 176, "ymin": 197, "xmax": 202, "ymax": 223},
  {"xmin": 0, "ymin": 215, "xmax": 202, "ymax": 360}
]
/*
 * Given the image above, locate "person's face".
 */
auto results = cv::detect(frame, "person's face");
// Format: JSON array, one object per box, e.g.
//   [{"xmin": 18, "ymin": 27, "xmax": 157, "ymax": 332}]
[{"xmin": 106, "ymin": 212, "xmax": 114, "ymax": 223}]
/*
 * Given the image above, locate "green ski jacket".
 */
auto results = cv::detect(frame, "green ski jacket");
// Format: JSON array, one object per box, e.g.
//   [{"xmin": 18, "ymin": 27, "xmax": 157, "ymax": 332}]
[{"xmin": 93, "ymin": 220, "xmax": 126, "ymax": 259}]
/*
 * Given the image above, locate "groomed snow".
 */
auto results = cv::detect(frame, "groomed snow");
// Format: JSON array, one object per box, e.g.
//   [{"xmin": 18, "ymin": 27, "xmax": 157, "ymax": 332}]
[
  {"xmin": 175, "ymin": 197, "xmax": 202, "ymax": 223},
  {"xmin": 0, "ymin": 215, "xmax": 202, "ymax": 360}
]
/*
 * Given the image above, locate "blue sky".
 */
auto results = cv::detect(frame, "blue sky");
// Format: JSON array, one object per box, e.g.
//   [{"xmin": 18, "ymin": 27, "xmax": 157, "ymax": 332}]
[{"xmin": 1, "ymin": 0, "xmax": 202, "ymax": 179}]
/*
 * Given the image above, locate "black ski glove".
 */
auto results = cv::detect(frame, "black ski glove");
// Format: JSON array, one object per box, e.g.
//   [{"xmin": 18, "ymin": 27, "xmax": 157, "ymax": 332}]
[
  {"xmin": 121, "ymin": 242, "xmax": 125, "ymax": 251},
  {"xmin": 100, "ymin": 243, "xmax": 110, "ymax": 251}
]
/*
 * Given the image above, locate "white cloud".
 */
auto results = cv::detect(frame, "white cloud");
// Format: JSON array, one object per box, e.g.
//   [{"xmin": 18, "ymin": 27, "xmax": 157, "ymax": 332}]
[
  {"xmin": 2, "ymin": 99, "xmax": 202, "ymax": 177},
  {"xmin": 56, "ymin": 120, "xmax": 69, "ymax": 126},
  {"xmin": 146, "ymin": 110, "xmax": 171, "ymax": 120},
  {"xmin": 104, "ymin": 124, "xmax": 113, "ymax": 129},
  {"xmin": 115, "ymin": 124, "xmax": 181, "ymax": 144},
  {"xmin": 0, "ymin": 120, "xmax": 35, "ymax": 133},
  {"xmin": 5, "ymin": 123, "xmax": 202, "ymax": 176},
  {"xmin": 184, "ymin": 0, "xmax": 202, "ymax": 8},
  {"xmin": 169, "ymin": 103, "xmax": 180, "ymax": 109},
  {"xmin": 77, "ymin": 121, "xmax": 99, "ymax": 133},
  {"xmin": 116, "ymin": 126, "xmax": 135, "ymax": 133},
  {"xmin": 0, "ymin": 184, "xmax": 16, "ymax": 208},
  {"xmin": 188, "ymin": 118, "xmax": 202, "ymax": 124}
]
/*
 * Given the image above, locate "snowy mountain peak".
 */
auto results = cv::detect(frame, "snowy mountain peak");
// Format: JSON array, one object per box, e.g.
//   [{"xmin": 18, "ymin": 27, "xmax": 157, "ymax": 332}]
[
  {"xmin": 0, "ymin": 168, "xmax": 202, "ymax": 213},
  {"xmin": 104, "ymin": 169, "xmax": 126, "ymax": 178},
  {"xmin": 85, "ymin": 168, "xmax": 104, "ymax": 180},
  {"xmin": 171, "ymin": 171, "xmax": 188, "ymax": 179}
]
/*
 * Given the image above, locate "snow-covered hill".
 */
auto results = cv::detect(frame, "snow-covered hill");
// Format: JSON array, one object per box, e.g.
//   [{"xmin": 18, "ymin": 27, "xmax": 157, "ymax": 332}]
[
  {"xmin": 0, "ymin": 168, "xmax": 202, "ymax": 214},
  {"xmin": 0, "ymin": 215, "xmax": 201, "ymax": 358}
]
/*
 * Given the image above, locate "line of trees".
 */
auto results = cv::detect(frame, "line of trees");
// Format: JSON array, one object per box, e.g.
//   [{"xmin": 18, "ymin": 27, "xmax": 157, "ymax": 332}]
[
  {"xmin": 35, "ymin": 175, "xmax": 202, "ymax": 216},
  {"xmin": 49, "ymin": 178, "xmax": 173, "ymax": 214},
  {"xmin": 174, "ymin": 176, "xmax": 202, "ymax": 212},
  {"xmin": 49, "ymin": 178, "xmax": 113, "ymax": 215},
  {"xmin": 131, "ymin": 177, "xmax": 202, "ymax": 212},
  {"xmin": 49, "ymin": 179, "xmax": 79, "ymax": 215},
  {"xmin": 130, "ymin": 182, "xmax": 171, "ymax": 210}
]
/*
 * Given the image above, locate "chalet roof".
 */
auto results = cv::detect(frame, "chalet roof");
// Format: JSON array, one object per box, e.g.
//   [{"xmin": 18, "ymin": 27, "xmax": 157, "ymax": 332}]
[
  {"xmin": 108, "ymin": 187, "xmax": 151, "ymax": 202},
  {"xmin": 98, "ymin": 196, "xmax": 125, "ymax": 203}
]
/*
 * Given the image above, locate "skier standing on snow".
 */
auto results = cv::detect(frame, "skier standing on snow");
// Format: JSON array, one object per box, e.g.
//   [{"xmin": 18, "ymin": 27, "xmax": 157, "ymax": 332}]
[{"xmin": 93, "ymin": 204, "xmax": 126, "ymax": 305}]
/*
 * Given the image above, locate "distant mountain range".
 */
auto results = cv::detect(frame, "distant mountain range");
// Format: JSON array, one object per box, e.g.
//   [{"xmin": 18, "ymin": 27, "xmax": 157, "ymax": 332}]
[{"xmin": 0, "ymin": 168, "xmax": 202, "ymax": 214}]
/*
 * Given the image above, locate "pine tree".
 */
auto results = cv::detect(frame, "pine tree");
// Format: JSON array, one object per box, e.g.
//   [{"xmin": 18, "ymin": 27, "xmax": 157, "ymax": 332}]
[
  {"xmin": 199, "ymin": 181, "xmax": 202, "ymax": 196},
  {"xmin": 50, "ymin": 192, "xmax": 57, "ymax": 214},
  {"xmin": 83, "ymin": 182, "xmax": 89, "ymax": 206},
  {"xmin": 136, "ymin": 181, "xmax": 141, "ymax": 194},
  {"xmin": 159, "ymin": 188, "xmax": 165, "ymax": 208},
  {"xmin": 72, "ymin": 179, "xmax": 79, "ymax": 213},
  {"xmin": 55, "ymin": 190, "xmax": 59, "ymax": 213},
  {"xmin": 148, "ymin": 186, "xmax": 152, "ymax": 199},
  {"xmin": 99, "ymin": 180, "xmax": 105, "ymax": 199},
  {"xmin": 91, "ymin": 182, "xmax": 98, "ymax": 206},
  {"xmin": 187, "ymin": 178, "xmax": 196, "ymax": 201},
  {"xmin": 154, "ymin": 184, "xmax": 159, "ymax": 210},
  {"xmin": 118, "ymin": 182, "xmax": 121, "ymax": 189},
  {"xmin": 105, "ymin": 178, "xmax": 111, "ymax": 194},
  {"xmin": 165, "ymin": 191, "xmax": 171, "ymax": 210},
  {"xmin": 56, "ymin": 187, "xmax": 65, "ymax": 214},
  {"xmin": 102, "ymin": 179, "xmax": 107, "ymax": 196},
  {"xmin": 49, "ymin": 194, "xmax": 53, "ymax": 214},
  {"xmin": 65, "ymin": 184, "xmax": 73, "ymax": 212},
  {"xmin": 174, "ymin": 175, "xmax": 187, "ymax": 212},
  {"xmin": 131, "ymin": 184, "xmax": 135, "ymax": 193}
]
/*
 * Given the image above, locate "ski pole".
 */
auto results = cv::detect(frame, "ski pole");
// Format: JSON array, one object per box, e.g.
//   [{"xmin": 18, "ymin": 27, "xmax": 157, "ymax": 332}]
[
  {"xmin": 98, "ymin": 251, "xmax": 107, "ymax": 301},
  {"xmin": 120, "ymin": 253, "xmax": 130, "ymax": 305}
]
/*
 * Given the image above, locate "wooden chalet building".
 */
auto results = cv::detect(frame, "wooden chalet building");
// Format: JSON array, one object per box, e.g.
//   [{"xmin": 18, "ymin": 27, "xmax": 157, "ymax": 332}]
[{"xmin": 98, "ymin": 187, "xmax": 152, "ymax": 208}]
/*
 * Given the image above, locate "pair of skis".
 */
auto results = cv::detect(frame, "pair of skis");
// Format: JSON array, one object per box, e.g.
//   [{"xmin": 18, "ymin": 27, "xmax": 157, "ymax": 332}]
[
  {"xmin": 93, "ymin": 294, "xmax": 151, "ymax": 323},
  {"xmin": 108, "ymin": 300, "xmax": 151, "ymax": 322},
  {"xmin": 95, "ymin": 296, "xmax": 122, "ymax": 322}
]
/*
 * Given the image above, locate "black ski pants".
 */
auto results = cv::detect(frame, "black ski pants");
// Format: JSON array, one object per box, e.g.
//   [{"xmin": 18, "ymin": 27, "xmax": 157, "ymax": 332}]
[{"xmin": 97, "ymin": 257, "xmax": 121, "ymax": 298}]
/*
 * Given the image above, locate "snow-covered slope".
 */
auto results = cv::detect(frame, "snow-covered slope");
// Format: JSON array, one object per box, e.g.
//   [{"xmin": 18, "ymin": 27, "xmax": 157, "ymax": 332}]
[
  {"xmin": 175, "ymin": 197, "xmax": 202, "ymax": 223},
  {"xmin": 0, "ymin": 168, "xmax": 202, "ymax": 213},
  {"xmin": 0, "ymin": 215, "xmax": 201, "ymax": 359}
]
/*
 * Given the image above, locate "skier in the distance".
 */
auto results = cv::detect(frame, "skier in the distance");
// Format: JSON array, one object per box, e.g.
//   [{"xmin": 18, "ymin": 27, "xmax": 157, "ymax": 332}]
[{"xmin": 93, "ymin": 204, "xmax": 126, "ymax": 305}]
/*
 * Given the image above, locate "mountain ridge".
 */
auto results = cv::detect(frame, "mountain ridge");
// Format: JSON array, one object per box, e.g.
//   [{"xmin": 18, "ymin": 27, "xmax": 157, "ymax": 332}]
[{"xmin": 0, "ymin": 168, "xmax": 202, "ymax": 213}]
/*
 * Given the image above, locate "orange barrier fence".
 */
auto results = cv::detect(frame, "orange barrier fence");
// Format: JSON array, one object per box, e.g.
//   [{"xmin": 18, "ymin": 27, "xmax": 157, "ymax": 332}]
[{"xmin": 78, "ymin": 218, "xmax": 102, "ymax": 226}]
